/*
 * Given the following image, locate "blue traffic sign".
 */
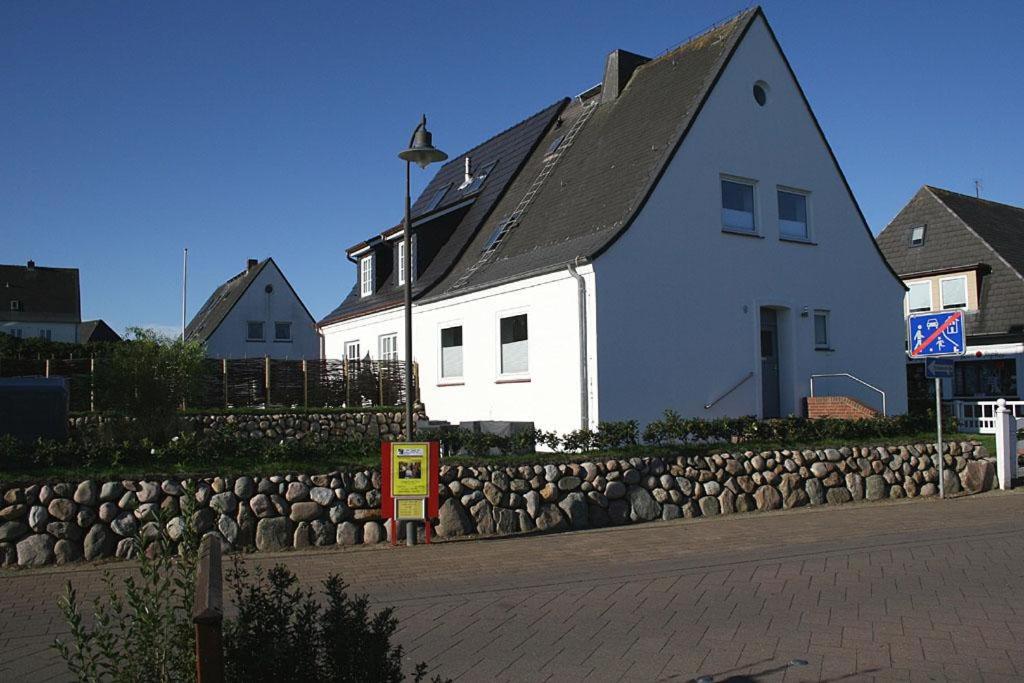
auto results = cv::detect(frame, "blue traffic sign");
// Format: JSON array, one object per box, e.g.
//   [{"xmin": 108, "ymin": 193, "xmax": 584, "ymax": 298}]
[
  {"xmin": 908, "ymin": 310, "xmax": 966, "ymax": 358},
  {"xmin": 925, "ymin": 357, "xmax": 955, "ymax": 379}
]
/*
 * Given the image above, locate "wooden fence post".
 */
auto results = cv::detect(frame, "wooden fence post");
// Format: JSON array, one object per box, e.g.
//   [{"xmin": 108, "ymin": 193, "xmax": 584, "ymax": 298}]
[
  {"xmin": 344, "ymin": 358, "xmax": 350, "ymax": 408},
  {"xmin": 89, "ymin": 357, "xmax": 96, "ymax": 412},
  {"xmin": 222, "ymin": 359, "xmax": 228, "ymax": 409},
  {"xmin": 193, "ymin": 535, "xmax": 224, "ymax": 683},
  {"xmin": 45, "ymin": 358, "xmax": 51, "ymax": 378},
  {"xmin": 264, "ymin": 356, "xmax": 271, "ymax": 408},
  {"xmin": 302, "ymin": 359, "xmax": 309, "ymax": 409},
  {"xmin": 378, "ymin": 361, "xmax": 385, "ymax": 406}
]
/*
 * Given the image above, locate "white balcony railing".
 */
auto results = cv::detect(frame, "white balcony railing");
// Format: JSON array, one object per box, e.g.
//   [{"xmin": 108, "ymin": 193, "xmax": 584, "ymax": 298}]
[{"xmin": 952, "ymin": 399, "xmax": 1024, "ymax": 433}]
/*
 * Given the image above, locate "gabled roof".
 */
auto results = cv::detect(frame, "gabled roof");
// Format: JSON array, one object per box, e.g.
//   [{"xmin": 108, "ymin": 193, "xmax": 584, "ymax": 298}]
[
  {"xmin": 876, "ymin": 186, "xmax": 1024, "ymax": 338},
  {"xmin": 0, "ymin": 262, "xmax": 81, "ymax": 324},
  {"xmin": 79, "ymin": 319, "xmax": 122, "ymax": 343},
  {"xmin": 427, "ymin": 8, "xmax": 760, "ymax": 298},
  {"xmin": 186, "ymin": 258, "xmax": 315, "ymax": 343},
  {"xmin": 319, "ymin": 100, "xmax": 565, "ymax": 326}
]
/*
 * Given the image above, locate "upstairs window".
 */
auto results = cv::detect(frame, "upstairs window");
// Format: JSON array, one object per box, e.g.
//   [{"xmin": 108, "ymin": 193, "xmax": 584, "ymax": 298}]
[
  {"xmin": 907, "ymin": 281, "xmax": 932, "ymax": 313},
  {"xmin": 359, "ymin": 255, "xmax": 374, "ymax": 297},
  {"xmin": 345, "ymin": 341, "xmax": 360, "ymax": 360},
  {"xmin": 499, "ymin": 314, "xmax": 529, "ymax": 375},
  {"xmin": 940, "ymin": 276, "xmax": 967, "ymax": 309},
  {"xmin": 9, "ymin": 300, "xmax": 21, "ymax": 311},
  {"xmin": 910, "ymin": 225, "xmax": 926, "ymax": 247},
  {"xmin": 440, "ymin": 325, "xmax": 463, "ymax": 378},
  {"xmin": 247, "ymin": 321, "xmax": 264, "ymax": 341},
  {"xmin": 814, "ymin": 310, "xmax": 830, "ymax": 350},
  {"xmin": 778, "ymin": 190, "xmax": 809, "ymax": 240},
  {"xmin": 274, "ymin": 322, "xmax": 292, "ymax": 341},
  {"xmin": 721, "ymin": 179, "xmax": 756, "ymax": 233},
  {"xmin": 396, "ymin": 238, "xmax": 416, "ymax": 286}
]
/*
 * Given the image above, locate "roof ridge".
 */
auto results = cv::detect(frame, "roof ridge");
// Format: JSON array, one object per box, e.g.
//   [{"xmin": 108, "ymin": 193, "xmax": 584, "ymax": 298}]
[
  {"xmin": 925, "ymin": 184, "xmax": 1024, "ymax": 212},
  {"xmin": 648, "ymin": 6, "xmax": 759, "ymax": 64}
]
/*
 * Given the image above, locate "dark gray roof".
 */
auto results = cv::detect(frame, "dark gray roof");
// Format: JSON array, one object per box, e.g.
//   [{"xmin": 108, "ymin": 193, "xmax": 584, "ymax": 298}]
[
  {"xmin": 876, "ymin": 186, "xmax": 1024, "ymax": 338},
  {"xmin": 425, "ymin": 9, "xmax": 758, "ymax": 298},
  {"xmin": 319, "ymin": 100, "xmax": 565, "ymax": 325},
  {"xmin": 79, "ymin": 319, "xmax": 122, "ymax": 343},
  {"xmin": 0, "ymin": 262, "xmax": 81, "ymax": 324},
  {"xmin": 186, "ymin": 258, "xmax": 315, "ymax": 343}
]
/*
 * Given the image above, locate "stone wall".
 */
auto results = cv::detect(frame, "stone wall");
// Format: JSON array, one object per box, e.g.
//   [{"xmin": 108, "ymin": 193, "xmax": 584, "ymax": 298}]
[
  {"xmin": 0, "ymin": 440, "xmax": 996, "ymax": 568},
  {"xmin": 68, "ymin": 409, "xmax": 425, "ymax": 442}
]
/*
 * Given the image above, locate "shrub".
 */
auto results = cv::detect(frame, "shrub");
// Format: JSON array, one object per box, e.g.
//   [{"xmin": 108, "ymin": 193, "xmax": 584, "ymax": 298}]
[{"xmin": 224, "ymin": 561, "xmax": 447, "ymax": 682}]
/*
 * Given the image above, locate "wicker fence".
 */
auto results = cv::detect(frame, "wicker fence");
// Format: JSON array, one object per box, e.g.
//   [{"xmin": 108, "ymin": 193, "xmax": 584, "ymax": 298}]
[{"xmin": 0, "ymin": 357, "xmax": 416, "ymax": 411}]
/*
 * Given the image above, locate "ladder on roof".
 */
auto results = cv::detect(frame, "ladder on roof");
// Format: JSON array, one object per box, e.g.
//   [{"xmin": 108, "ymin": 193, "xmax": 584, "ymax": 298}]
[{"xmin": 447, "ymin": 98, "xmax": 599, "ymax": 292}]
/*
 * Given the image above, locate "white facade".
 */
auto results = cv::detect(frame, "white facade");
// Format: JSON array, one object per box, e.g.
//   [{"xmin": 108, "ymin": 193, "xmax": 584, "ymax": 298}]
[
  {"xmin": 322, "ymin": 14, "xmax": 908, "ymax": 432},
  {"xmin": 203, "ymin": 262, "xmax": 320, "ymax": 359},
  {"xmin": 0, "ymin": 321, "xmax": 78, "ymax": 343}
]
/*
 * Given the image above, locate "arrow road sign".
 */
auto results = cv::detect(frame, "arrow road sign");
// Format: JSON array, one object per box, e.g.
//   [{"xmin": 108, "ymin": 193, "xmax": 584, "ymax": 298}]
[
  {"xmin": 925, "ymin": 357, "xmax": 955, "ymax": 379},
  {"xmin": 908, "ymin": 310, "xmax": 966, "ymax": 358}
]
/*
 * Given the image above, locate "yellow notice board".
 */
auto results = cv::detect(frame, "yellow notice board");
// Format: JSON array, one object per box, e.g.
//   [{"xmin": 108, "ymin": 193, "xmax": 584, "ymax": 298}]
[
  {"xmin": 395, "ymin": 498, "xmax": 425, "ymax": 520},
  {"xmin": 391, "ymin": 442, "xmax": 429, "ymax": 496}
]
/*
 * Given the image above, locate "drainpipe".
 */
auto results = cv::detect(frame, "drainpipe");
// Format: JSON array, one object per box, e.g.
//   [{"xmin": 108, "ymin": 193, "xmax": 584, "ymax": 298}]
[{"xmin": 566, "ymin": 258, "xmax": 589, "ymax": 430}]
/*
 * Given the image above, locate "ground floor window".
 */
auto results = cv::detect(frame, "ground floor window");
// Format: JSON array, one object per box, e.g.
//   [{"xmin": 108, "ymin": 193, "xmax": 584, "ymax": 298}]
[
  {"xmin": 440, "ymin": 325, "xmax": 463, "ymax": 378},
  {"xmin": 953, "ymin": 359, "xmax": 1017, "ymax": 398},
  {"xmin": 379, "ymin": 333, "xmax": 398, "ymax": 361},
  {"xmin": 499, "ymin": 314, "xmax": 528, "ymax": 374}
]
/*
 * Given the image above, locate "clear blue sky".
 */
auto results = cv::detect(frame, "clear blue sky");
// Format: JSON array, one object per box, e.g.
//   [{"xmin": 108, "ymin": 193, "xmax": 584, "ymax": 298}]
[{"xmin": 3, "ymin": 1, "xmax": 1022, "ymax": 336}]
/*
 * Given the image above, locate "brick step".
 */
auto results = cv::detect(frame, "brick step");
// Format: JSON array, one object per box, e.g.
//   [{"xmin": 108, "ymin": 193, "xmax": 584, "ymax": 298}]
[{"xmin": 806, "ymin": 395, "xmax": 880, "ymax": 420}]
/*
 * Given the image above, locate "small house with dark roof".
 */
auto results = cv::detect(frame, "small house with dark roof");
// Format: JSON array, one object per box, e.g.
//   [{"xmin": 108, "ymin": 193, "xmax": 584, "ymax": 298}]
[
  {"xmin": 186, "ymin": 258, "xmax": 319, "ymax": 359},
  {"xmin": 876, "ymin": 186, "xmax": 1024, "ymax": 422},
  {"xmin": 78, "ymin": 320, "xmax": 122, "ymax": 343},
  {"xmin": 1, "ymin": 260, "xmax": 82, "ymax": 342},
  {"xmin": 320, "ymin": 7, "xmax": 908, "ymax": 433}
]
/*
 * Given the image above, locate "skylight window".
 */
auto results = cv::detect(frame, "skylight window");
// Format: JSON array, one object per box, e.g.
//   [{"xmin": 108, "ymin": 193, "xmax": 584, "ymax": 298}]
[
  {"xmin": 461, "ymin": 161, "xmax": 497, "ymax": 195},
  {"xmin": 424, "ymin": 183, "xmax": 451, "ymax": 212},
  {"xmin": 910, "ymin": 225, "xmax": 926, "ymax": 247},
  {"xmin": 544, "ymin": 135, "xmax": 565, "ymax": 158}
]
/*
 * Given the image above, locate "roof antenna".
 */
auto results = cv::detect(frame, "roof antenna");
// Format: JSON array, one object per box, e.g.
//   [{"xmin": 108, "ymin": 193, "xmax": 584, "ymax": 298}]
[{"xmin": 974, "ymin": 179, "xmax": 982, "ymax": 198}]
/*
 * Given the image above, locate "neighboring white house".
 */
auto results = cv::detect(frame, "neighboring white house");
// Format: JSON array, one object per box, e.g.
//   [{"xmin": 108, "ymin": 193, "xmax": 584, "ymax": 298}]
[
  {"xmin": 876, "ymin": 186, "xmax": 1024, "ymax": 432},
  {"xmin": 186, "ymin": 258, "xmax": 320, "ymax": 359},
  {"xmin": 320, "ymin": 7, "xmax": 908, "ymax": 435},
  {"xmin": 0, "ymin": 260, "xmax": 81, "ymax": 342}
]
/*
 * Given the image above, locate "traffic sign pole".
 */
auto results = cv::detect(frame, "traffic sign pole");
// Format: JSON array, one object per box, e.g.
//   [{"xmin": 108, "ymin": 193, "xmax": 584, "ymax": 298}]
[{"xmin": 935, "ymin": 377, "xmax": 944, "ymax": 499}]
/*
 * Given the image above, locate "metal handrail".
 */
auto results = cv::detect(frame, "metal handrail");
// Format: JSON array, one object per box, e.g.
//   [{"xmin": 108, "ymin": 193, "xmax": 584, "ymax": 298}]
[
  {"xmin": 705, "ymin": 371, "xmax": 754, "ymax": 410},
  {"xmin": 809, "ymin": 373, "xmax": 887, "ymax": 416}
]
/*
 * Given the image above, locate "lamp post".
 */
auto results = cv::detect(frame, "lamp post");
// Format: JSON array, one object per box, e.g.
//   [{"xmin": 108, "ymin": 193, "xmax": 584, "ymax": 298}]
[{"xmin": 398, "ymin": 116, "xmax": 447, "ymax": 440}]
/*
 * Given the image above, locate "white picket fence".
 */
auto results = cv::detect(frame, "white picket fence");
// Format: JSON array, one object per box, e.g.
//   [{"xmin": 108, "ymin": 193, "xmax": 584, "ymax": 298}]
[{"xmin": 952, "ymin": 399, "xmax": 1024, "ymax": 433}]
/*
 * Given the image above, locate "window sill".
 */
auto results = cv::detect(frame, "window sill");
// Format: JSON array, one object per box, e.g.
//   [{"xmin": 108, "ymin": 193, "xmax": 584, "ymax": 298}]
[
  {"xmin": 246, "ymin": 339, "xmax": 265, "ymax": 343},
  {"xmin": 815, "ymin": 347, "xmax": 835, "ymax": 353},
  {"xmin": 273, "ymin": 339, "xmax": 293, "ymax": 343},
  {"xmin": 779, "ymin": 236, "xmax": 817, "ymax": 245},
  {"xmin": 437, "ymin": 380, "xmax": 465, "ymax": 387},
  {"xmin": 495, "ymin": 376, "xmax": 531, "ymax": 384},
  {"xmin": 721, "ymin": 228, "xmax": 764, "ymax": 239}
]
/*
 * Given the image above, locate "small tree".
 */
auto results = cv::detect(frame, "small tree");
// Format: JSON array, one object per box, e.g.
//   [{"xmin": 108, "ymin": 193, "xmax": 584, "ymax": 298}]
[{"xmin": 95, "ymin": 327, "xmax": 206, "ymax": 438}]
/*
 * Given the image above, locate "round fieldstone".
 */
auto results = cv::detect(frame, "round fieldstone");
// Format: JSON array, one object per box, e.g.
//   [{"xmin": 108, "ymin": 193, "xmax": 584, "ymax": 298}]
[
  {"xmin": 309, "ymin": 487, "xmax": 334, "ymax": 506},
  {"xmin": 698, "ymin": 496, "xmax": 720, "ymax": 517},
  {"xmin": 604, "ymin": 481, "xmax": 627, "ymax": 500},
  {"xmin": 249, "ymin": 494, "xmax": 275, "ymax": 518},
  {"xmin": 534, "ymin": 504, "xmax": 569, "ymax": 532},
  {"xmin": 55, "ymin": 539, "xmax": 82, "ymax": 565},
  {"xmin": 73, "ymin": 481, "xmax": 98, "ymax": 506},
  {"xmin": 110, "ymin": 512, "xmax": 138, "ymax": 537},
  {"xmin": 754, "ymin": 485, "xmax": 782, "ymax": 511},
  {"xmin": 436, "ymin": 498, "xmax": 473, "ymax": 538},
  {"xmin": 137, "ymin": 481, "xmax": 160, "ymax": 504},
  {"xmin": 255, "ymin": 517, "xmax": 294, "ymax": 551},
  {"xmin": 17, "ymin": 534, "xmax": 55, "ymax": 567},
  {"xmin": 289, "ymin": 501, "xmax": 321, "ymax": 523},
  {"xmin": 233, "ymin": 477, "xmax": 256, "ymax": 499},
  {"xmin": 210, "ymin": 492, "xmax": 237, "ymax": 516},
  {"xmin": 84, "ymin": 524, "xmax": 115, "ymax": 560},
  {"xmin": 363, "ymin": 521, "xmax": 384, "ymax": 544},
  {"xmin": 865, "ymin": 475, "xmax": 887, "ymax": 501},
  {"xmin": 285, "ymin": 482, "xmax": 310, "ymax": 503},
  {"xmin": 28, "ymin": 505, "xmax": 49, "ymax": 531},
  {"xmin": 99, "ymin": 481, "xmax": 124, "ymax": 502},
  {"xmin": 48, "ymin": 498, "xmax": 76, "ymax": 522},
  {"xmin": 218, "ymin": 515, "xmax": 240, "ymax": 546},
  {"xmin": 826, "ymin": 488, "xmax": 852, "ymax": 505},
  {"xmin": 0, "ymin": 521, "xmax": 29, "ymax": 543},
  {"xmin": 557, "ymin": 492, "xmax": 589, "ymax": 530},
  {"xmin": 337, "ymin": 521, "xmax": 361, "ymax": 545}
]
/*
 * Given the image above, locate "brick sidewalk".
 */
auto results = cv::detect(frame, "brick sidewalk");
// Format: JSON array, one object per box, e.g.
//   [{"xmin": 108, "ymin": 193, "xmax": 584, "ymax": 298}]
[{"xmin": 2, "ymin": 491, "xmax": 1023, "ymax": 681}]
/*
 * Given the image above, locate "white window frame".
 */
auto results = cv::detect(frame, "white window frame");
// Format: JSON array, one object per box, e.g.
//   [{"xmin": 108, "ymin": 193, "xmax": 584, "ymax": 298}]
[
  {"xmin": 777, "ymin": 186, "xmax": 811, "ymax": 242},
  {"xmin": 910, "ymin": 225, "xmax": 926, "ymax": 247},
  {"xmin": 496, "ymin": 309, "xmax": 530, "ymax": 380},
  {"xmin": 359, "ymin": 255, "xmax": 374, "ymax": 297},
  {"xmin": 720, "ymin": 175, "xmax": 759, "ymax": 235},
  {"xmin": 438, "ymin": 322, "xmax": 464, "ymax": 383},
  {"xmin": 397, "ymin": 240, "xmax": 406, "ymax": 286},
  {"xmin": 813, "ymin": 310, "xmax": 831, "ymax": 350},
  {"xmin": 9, "ymin": 300, "xmax": 20, "ymax": 311},
  {"xmin": 939, "ymin": 275, "xmax": 967, "ymax": 310},
  {"xmin": 379, "ymin": 333, "xmax": 398, "ymax": 362},
  {"xmin": 273, "ymin": 321, "xmax": 292, "ymax": 342},
  {"xmin": 344, "ymin": 340, "xmax": 360, "ymax": 360},
  {"xmin": 906, "ymin": 281, "xmax": 932, "ymax": 313},
  {"xmin": 246, "ymin": 321, "xmax": 265, "ymax": 342}
]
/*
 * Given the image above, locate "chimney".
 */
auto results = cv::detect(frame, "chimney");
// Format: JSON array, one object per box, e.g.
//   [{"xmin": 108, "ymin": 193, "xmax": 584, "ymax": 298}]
[
  {"xmin": 458, "ymin": 157, "xmax": 473, "ymax": 189},
  {"xmin": 247, "ymin": 258, "xmax": 258, "ymax": 272},
  {"xmin": 26, "ymin": 260, "xmax": 35, "ymax": 270},
  {"xmin": 600, "ymin": 49, "xmax": 650, "ymax": 103}
]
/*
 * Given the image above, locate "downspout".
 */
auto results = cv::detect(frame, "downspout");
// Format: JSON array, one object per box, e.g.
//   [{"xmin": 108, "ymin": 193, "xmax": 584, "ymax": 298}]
[{"xmin": 566, "ymin": 258, "xmax": 589, "ymax": 430}]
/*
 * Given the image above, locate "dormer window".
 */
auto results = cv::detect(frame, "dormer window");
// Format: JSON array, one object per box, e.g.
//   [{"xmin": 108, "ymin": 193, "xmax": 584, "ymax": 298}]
[
  {"xmin": 396, "ymin": 239, "xmax": 417, "ymax": 286},
  {"xmin": 359, "ymin": 255, "xmax": 374, "ymax": 297},
  {"xmin": 910, "ymin": 225, "xmax": 926, "ymax": 247}
]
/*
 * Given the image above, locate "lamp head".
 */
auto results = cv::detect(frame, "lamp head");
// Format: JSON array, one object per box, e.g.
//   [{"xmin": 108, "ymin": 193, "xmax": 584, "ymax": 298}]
[{"xmin": 399, "ymin": 115, "xmax": 448, "ymax": 169}]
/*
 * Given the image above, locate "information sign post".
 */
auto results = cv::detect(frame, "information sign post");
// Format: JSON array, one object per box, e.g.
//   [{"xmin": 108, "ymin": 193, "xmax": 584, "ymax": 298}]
[{"xmin": 381, "ymin": 441, "xmax": 439, "ymax": 546}]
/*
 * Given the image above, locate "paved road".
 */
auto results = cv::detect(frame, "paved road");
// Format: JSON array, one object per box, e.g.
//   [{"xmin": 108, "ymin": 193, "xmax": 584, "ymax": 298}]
[{"xmin": 2, "ymin": 491, "xmax": 1023, "ymax": 682}]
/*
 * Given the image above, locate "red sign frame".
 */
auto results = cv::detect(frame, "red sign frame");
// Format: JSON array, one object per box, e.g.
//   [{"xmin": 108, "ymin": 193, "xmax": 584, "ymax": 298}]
[{"xmin": 380, "ymin": 441, "xmax": 439, "ymax": 545}]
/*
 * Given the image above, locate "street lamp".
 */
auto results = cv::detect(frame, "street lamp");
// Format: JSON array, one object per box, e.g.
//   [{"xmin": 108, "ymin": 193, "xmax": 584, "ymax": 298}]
[{"xmin": 398, "ymin": 115, "xmax": 447, "ymax": 440}]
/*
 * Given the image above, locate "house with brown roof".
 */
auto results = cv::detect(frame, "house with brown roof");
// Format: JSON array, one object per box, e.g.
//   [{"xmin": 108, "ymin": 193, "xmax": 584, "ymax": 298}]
[
  {"xmin": 320, "ymin": 7, "xmax": 908, "ymax": 434},
  {"xmin": 1, "ymin": 260, "xmax": 82, "ymax": 342},
  {"xmin": 186, "ymin": 258, "xmax": 320, "ymax": 359},
  {"xmin": 876, "ymin": 186, "xmax": 1024, "ymax": 430}
]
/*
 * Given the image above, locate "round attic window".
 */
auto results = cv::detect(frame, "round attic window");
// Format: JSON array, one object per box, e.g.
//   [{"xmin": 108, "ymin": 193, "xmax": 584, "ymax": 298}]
[
  {"xmin": 753, "ymin": 81, "xmax": 769, "ymax": 106},
  {"xmin": 264, "ymin": 284, "xmax": 274, "ymax": 294}
]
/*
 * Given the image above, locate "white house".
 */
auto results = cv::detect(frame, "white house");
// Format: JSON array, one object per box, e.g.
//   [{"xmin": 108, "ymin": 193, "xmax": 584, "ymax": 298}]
[
  {"xmin": 186, "ymin": 258, "xmax": 320, "ymax": 359},
  {"xmin": 1, "ymin": 260, "xmax": 81, "ymax": 342},
  {"xmin": 320, "ymin": 7, "xmax": 908, "ymax": 435},
  {"xmin": 876, "ymin": 186, "xmax": 1024, "ymax": 432}
]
